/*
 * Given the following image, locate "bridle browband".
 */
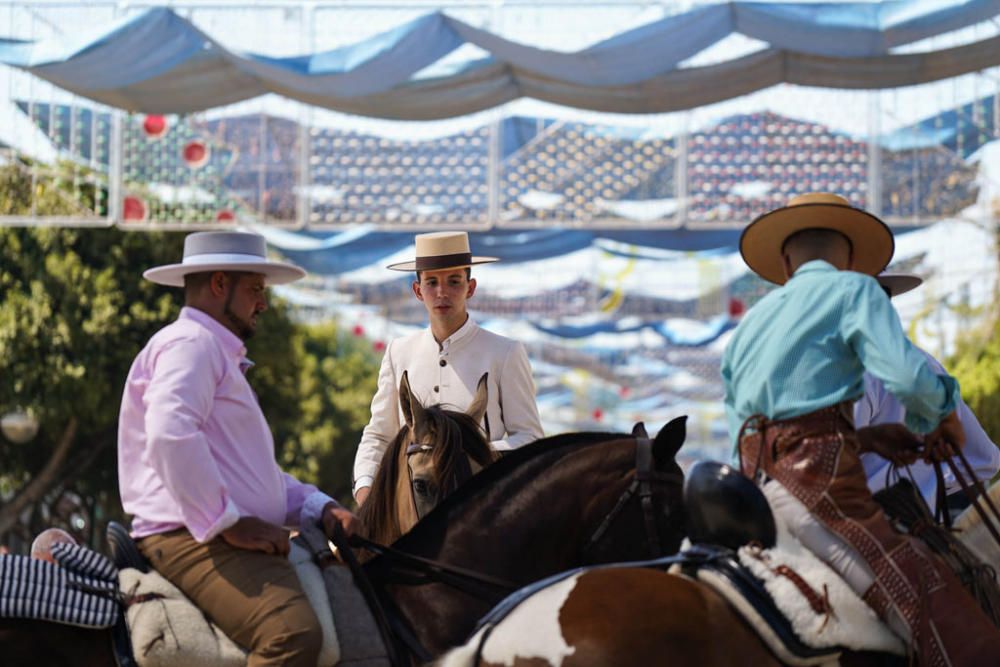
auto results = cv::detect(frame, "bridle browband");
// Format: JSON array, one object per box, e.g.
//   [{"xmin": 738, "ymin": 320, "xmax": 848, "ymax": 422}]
[
  {"xmin": 582, "ymin": 434, "xmax": 683, "ymax": 560},
  {"xmin": 406, "ymin": 441, "xmax": 474, "ymax": 520}
]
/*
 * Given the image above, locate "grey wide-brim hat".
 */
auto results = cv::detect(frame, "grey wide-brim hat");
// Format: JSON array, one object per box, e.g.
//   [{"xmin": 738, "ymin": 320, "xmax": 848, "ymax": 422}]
[
  {"xmin": 143, "ymin": 231, "xmax": 306, "ymax": 287},
  {"xmin": 877, "ymin": 272, "xmax": 923, "ymax": 298}
]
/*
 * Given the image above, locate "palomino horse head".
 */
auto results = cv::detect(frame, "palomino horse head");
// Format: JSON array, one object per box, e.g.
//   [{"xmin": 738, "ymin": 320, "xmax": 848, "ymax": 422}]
[{"xmin": 358, "ymin": 371, "xmax": 496, "ymax": 546}]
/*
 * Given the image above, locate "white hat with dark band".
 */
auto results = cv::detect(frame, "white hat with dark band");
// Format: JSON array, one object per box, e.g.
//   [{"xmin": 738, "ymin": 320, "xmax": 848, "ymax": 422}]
[{"xmin": 387, "ymin": 231, "xmax": 498, "ymax": 272}]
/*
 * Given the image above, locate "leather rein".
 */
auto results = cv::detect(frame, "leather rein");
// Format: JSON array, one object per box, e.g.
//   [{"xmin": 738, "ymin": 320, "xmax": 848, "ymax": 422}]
[{"xmin": 330, "ymin": 432, "xmax": 682, "ymax": 665}]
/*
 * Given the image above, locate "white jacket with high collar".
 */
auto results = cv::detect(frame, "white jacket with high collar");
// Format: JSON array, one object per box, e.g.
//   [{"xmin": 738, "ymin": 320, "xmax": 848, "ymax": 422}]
[{"xmin": 353, "ymin": 317, "xmax": 544, "ymax": 494}]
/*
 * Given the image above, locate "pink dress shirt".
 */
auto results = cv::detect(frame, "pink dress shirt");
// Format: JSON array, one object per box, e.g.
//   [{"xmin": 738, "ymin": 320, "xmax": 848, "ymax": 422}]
[{"xmin": 118, "ymin": 307, "xmax": 331, "ymax": 542}]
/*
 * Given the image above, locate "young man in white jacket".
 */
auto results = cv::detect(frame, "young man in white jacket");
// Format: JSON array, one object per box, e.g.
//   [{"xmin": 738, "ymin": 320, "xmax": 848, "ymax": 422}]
[{"xmin": 353, "ymin": 231, "xmax": 544, "ymax": 505}]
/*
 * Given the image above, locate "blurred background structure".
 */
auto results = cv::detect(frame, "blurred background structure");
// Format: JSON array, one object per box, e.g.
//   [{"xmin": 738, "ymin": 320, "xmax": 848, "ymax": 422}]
[{"xmin": 2, "ymin": 0, "xmax": 1000, "ymax": 548}]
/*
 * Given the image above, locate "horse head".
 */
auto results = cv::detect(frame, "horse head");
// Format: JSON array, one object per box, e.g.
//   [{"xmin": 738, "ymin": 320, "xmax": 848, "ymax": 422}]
[
  {"xmin": 580, "ymin": 416, "xmax": 687, "ymax": 564},
  {"xmin": 379, "ymin": 417, "xmax": 689, "ymax": 654},
  {"xmin": 358, "ymin": 371, "xmax": 495, "ymax": 546}
]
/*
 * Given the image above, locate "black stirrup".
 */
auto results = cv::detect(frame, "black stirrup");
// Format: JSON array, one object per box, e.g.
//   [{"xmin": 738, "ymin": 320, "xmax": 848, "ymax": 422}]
[
  {"xmin": 684, "ymin": 461, "xmax": 776, "ymax": 550},
  {"xmin": 106, "ymin": 520, "xmax": 151, "ymax": 572}
]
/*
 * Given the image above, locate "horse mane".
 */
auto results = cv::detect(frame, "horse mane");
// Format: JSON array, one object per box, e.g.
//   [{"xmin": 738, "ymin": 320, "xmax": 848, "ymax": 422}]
[
  {"xmin": 429, "ymin": 407, "xmax": 495, "ymax": 496},
  {"xmin": 357, "ymin": 425, "xmax": 410, "ymax": 545},
  {"xmin": 391, "ymin": 431, "xmax": 632, "ymax": 547},
  {"xmin": 357, "ymin": 405, "xmax": 495, "ymax": 546}
]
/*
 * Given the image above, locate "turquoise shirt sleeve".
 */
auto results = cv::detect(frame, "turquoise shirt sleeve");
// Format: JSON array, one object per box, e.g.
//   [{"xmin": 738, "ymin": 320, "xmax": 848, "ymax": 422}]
[
  {"xmin": 838, "ymin": 277, "xmax": 958, "ymax": 434},
  {"xmin": 721, "ymin": 351, "xmax": 742, "ymax": 463}
]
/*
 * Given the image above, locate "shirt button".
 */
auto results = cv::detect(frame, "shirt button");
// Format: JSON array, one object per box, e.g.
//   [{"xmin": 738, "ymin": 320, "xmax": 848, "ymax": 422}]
[
  {"xmin": 434, "ymin": 386, "xmax": 440, "ymax": 392},
  {"xmin": 439, "ymin": 359, "xmax": 447, "ymax": 367}
]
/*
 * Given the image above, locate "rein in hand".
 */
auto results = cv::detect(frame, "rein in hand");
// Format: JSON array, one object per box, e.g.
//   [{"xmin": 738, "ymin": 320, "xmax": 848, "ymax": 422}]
[{"xmin": 330, "ymin": 527, "xmax": 518, "ymax": 599}]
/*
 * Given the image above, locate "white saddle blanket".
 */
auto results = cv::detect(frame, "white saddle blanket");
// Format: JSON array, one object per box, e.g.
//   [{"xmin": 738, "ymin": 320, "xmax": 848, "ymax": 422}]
[
  {"xmin": 734, "ymin": 523, "xmax": 906, "ymax": 656},
  {"xmin": 120, "ymin": 541, "xmax": 340, "ymax": 667}
]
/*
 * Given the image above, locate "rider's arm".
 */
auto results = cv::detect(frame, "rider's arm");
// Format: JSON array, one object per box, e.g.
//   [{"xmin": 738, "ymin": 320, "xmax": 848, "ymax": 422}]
[
  {"xmin": 353, "ymin": 339, "xmax": 399, "ymax": 499},
  {"xmin": 491, "ymin": 342, "xmax": 544, "ymax": 450},
  {"xmin": 282, "ymin": 474, "xmax": 335, "ymax": 528},
  {"xmin": 839, "ymin": 277, "xmax": 958, "ymax": 435},
  {"xmin": 919, "ymin": 350, "xmax": 1000, "ymax": 484}
]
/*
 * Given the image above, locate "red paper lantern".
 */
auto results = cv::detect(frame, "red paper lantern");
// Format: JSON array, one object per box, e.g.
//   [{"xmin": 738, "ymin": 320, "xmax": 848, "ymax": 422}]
[
  {"xmin": 592, "ymin": 408, "xmax": 604, "ymax": 421},
  {"xmin": 122, "ymin": 195, "xmax": 147, "ymax": 222},
  {"xmin": 373, "ymin": 340, "xmax": 386, "ymax": 353},
  {"xmin": 352, "ymin": 324, "xmax": 365, "ymax": 337},
  {"xmin": 142, "ymin": 115, "xmax": 167, "ymax": 138},
  {"xmin": 215, "ymin": 209, "xmax": 235, "ymax": 223},
  {"xmin": 182, "ymin": 140, "xmax": 210, "ymax": 169}
]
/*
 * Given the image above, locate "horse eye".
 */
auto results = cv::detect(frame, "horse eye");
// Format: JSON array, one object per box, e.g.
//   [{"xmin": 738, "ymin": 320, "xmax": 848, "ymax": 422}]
[{"xmin": 413, "ymin": 480, "xmax": 430, "ymax": 495}]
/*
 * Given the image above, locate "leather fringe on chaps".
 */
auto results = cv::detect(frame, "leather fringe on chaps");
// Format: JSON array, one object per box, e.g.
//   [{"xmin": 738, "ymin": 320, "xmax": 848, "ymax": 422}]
[
  {"xmin": 873, "ymin": 478, "xmax": 1000, "ymax": 629},
  {"xmin": 738, "ymin": 404, "xmax": 1000, "ymax": 667}
]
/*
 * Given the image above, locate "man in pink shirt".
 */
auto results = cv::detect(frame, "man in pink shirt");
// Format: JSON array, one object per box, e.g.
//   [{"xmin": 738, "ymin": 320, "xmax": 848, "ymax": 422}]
[{"xmin": 118, "ymin": 231, "xmax": 359, "ymax": 667}]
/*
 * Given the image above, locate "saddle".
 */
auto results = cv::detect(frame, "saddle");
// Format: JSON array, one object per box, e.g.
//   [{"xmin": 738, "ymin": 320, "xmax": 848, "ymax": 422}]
[
  {"xmin": 686, "ymin": 463, "xmax": 904, "ymax": 662},
  {"xmin": 468, "ymin": 462, "xmax": 903, "ymax": 667},
  {"xmin": 105, "ymin": 522, "xmax": 365, "ymax": 667}
]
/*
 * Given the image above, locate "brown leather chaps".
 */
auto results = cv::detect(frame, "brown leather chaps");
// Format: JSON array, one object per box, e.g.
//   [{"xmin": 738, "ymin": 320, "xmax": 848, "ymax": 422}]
[{"xmin": 739, "ymin": 403, "xmax": 1000, "ymax": 666}]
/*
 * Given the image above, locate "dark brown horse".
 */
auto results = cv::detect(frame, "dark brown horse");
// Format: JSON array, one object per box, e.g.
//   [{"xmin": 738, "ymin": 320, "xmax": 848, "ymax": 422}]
[
  {"xmin": 358, "ymin": 371, "xmax": 496, "ymax": 546},
  {"xmin": 0, "ymin": 418, "xmax": 688, "ymax": 665}
]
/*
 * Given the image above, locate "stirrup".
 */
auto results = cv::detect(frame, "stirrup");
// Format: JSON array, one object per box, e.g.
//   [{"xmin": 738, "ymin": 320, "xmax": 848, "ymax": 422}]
[{"xmin": 106, "ymin": 521, "xmax": 150, "ymax": 572}]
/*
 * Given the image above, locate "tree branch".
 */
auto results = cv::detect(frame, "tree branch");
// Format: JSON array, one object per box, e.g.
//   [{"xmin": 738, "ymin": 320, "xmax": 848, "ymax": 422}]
[{"xmin": 0, "ymin": 416, "xmax": 78, "ymax": 537}]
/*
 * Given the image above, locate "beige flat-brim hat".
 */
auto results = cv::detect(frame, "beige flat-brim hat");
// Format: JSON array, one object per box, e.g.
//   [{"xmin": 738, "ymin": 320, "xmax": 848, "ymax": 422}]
[
  {"xmin": 877, "ymin": 272, "xmax": 923, "ymax": 297},
  {"xmin": 387, "ymin": 231, "xmax": 498, "ymax": 272},
  {"xmin": 740, "ymin": 192, "xmax": 894, "ymax": 285},
  {"xmin": 144, "ymin": 231, "xmax": 306, "ymax": 287}
]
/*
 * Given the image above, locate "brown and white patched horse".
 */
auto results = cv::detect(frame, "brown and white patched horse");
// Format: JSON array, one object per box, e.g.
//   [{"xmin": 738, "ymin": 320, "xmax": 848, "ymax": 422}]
[
  {"xmin": 0, "ymin": 417, "xmax": 689, "ymax": 666},
  {"xmin": 358, "ymin": 370, "xmax": 497, "ymax": 546},
  {"xmin": 439, "ymin": 566, "xmax": 905, "ymax": 667}
]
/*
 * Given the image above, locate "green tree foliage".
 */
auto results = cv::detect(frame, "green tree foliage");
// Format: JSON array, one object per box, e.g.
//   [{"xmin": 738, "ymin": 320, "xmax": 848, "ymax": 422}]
[
  {"xmin": 948, "ymin": 213, "xmax": 1000, "ymax": 444},
  {"xmin": 243, "ymin": 313, "xmax": 381, "ymax": 504},
  {"xmin": 268, "ymin": 323, "xmax": 381, "ymax": 504},
  {"xmin": 950, "ymin": 331, "xmax": 1000, "ymax": 444},
  {"xmin": 0, "ymin": 224, "xmax": 184, "ymax": 546},
  {"xmin": 0, "ymin": 181, "xmax": 379, "ymax": 547},
  {"xmin": 0, "ymin": 159, "xmax": 106, "ymax": 217}
]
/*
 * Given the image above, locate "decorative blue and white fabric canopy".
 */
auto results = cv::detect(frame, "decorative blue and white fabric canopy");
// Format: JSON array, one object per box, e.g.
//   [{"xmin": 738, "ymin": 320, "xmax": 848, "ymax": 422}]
[{"xmin": 0, "ymin": 1, "xmax": 998, "ymax": 118}]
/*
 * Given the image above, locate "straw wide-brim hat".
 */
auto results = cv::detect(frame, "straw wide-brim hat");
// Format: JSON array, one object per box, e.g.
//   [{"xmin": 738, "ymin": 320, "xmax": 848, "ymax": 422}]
[
  {"xmin": 877, "ymin": 272, "xmax": 923, "ymax": 298},
  {"xmin": 740, "ymin": 193, "xmax": 894, "ymax": 285},
  {"xmin": 143, "ymin": 231, "xmax": 306, "ymax": 287},
  {"xmin": 387, "ymin": 231, "xmax": 498, "ymax": 272}
]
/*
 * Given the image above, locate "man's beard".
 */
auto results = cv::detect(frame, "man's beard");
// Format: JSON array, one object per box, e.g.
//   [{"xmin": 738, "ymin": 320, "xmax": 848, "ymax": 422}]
[
  {"xmin": 222, "ymin": 287, "xmax": 256, "ymax": 340},
  {"xmin": 224, "ymin": 307, "xmax": 256, "ymax": 340}
]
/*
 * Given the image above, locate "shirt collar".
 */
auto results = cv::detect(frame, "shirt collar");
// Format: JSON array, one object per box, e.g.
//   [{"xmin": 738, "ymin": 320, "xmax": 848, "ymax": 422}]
[
  {"xmin": 180, "ymin": 306, "xmax": 248, "ymax": 359},
  {"xmin": 436, "ymin": 316, "xmax": 478, "ymax": 352},
  {"xmin": 790, "ymin": 259, "xmax": 837, "ymax": 279}
]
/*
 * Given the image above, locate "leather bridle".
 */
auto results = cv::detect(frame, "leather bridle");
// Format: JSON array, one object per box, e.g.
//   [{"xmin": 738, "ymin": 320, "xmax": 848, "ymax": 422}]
[
  {"xmin": 329, "ymin": 434, "xmax": 683, "ymax": 666},
  {"xmin": 406, "ymin": 441, "xmax": 473, "ymax": 520},
  {"xmin": 582, "ymin": 434, "xmax": 683, "ymax": 561}
]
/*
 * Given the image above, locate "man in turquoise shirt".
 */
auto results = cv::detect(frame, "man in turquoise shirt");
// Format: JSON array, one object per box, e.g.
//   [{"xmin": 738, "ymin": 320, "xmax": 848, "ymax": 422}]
[{"xmin": 722, "ymin": 192, "xmax": 1000, "ymax": 665}]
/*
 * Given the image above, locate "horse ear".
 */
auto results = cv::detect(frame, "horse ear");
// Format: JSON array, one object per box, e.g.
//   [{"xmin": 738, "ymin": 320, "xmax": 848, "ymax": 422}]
[
  {"xmin": 631, "ymin": 422, "xmax": 649, "ymax": 438},
  {"xmin": 653, "ymin": 416, "xmax": 687, "ymax": 466},
  {"xmin": 466, "ymin": 373, "xmax": 489, "ymax": 426},
  {"xmin": 399, "ymin": 371, "xmax": 426, "ymax": 429}
]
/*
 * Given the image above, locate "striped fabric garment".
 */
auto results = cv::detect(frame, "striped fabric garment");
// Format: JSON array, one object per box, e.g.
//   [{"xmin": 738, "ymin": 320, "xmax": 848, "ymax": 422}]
[{"xmin": 0, "ymin": 543, "xmax": 119, "ymax": 628}]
